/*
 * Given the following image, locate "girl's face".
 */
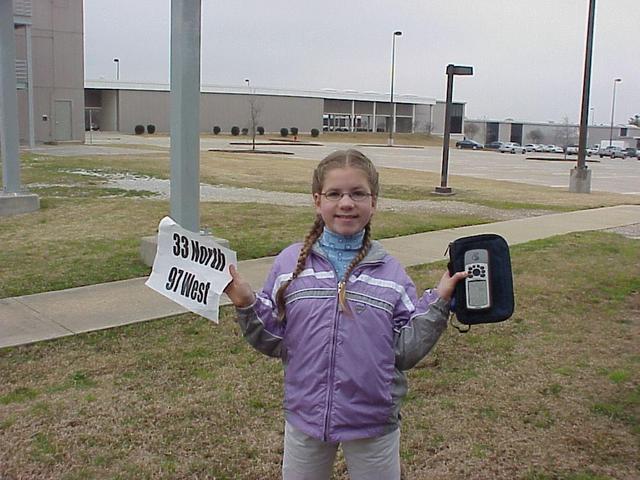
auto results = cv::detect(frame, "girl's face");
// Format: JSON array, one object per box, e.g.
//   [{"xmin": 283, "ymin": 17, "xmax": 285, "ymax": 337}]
[{"xmin": 313, "ymin": 167, "xmax": 377, "ymax": 236}]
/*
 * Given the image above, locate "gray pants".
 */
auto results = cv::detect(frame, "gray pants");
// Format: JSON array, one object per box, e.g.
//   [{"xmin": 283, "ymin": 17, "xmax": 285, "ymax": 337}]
[{"xmin": 282, "ymin": 421, "xmax": 401, "ymax": 480}]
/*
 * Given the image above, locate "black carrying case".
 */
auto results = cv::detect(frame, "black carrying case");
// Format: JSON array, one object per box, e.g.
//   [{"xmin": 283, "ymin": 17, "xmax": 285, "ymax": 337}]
[{"xmin": 447, "ymin": 233, "xmax": 514, "ymax": 326}]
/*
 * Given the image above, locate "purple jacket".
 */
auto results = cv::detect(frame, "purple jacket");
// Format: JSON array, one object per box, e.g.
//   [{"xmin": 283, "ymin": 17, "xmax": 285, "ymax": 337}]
[{"xmin": 236, "ymin": 240, "xmax": 450, "ymax": 442}]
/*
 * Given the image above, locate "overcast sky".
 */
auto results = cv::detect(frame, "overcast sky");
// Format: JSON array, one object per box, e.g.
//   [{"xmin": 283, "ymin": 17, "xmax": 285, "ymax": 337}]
[{"xmin": 84, "ymin": 0, "xmax": 639, "ymax": 125}]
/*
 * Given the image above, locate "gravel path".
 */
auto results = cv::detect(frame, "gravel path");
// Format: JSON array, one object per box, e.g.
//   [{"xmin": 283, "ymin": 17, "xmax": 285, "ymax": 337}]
[
  {"xmin": 97, "ymin": 172, "xmax": 552, "ymax": 221},
  {"xmin": 33, "ymin": 170, "xmax": 640, "ymax": 237},
  {"xmin": 604, "ymin": 223, "xmax": 640, "ymax": 239}
]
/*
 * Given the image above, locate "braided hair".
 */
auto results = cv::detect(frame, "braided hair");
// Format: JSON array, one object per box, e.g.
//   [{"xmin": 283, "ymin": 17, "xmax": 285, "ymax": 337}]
[
  {"xmin": 275, "ymin": 149, "xmax": 379, "ymax": 321},
  {"xmin": 275, "ymin": 215, "xmax": 325, "ymax": 321}
]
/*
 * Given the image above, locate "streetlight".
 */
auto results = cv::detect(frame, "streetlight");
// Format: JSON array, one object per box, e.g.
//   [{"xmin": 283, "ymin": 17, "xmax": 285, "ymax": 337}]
[
  {"xmin": 570, "ymin": 0, "xmax": 595, "ymax": 194},
  {"xmin": 609, "ymin": 78, "xmax": 621, "ymax": 146},
  {"xmin": 113, "ymin": 58, "xmax": 120, "ymax": 81},
  {"xmin": 434, "ymin": 64, "xmax": 473, "ymax": 195},
  {"xmin": 388, "ymin": 30, "xmax": 402, "ymax": 146},
  {"xmin": 245, "ymin": 78, "xmax": 256, "ymax": 151}
]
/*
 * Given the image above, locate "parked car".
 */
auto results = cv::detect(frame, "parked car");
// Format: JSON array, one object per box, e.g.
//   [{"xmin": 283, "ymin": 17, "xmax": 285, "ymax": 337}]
[
  {"xmin": 455, "ymin": 139, "xmax": 484, "ymax": 150},
  {"xmin": 499, "ymin": 142, "xmax": 526, "ymax": 154},
  {"xmin": 587, "ymin": 145, "xmax": 599, "ymax": 155},
  {"xmin": 565, "ymin": 145, "xmax": 591, "ymax": 156},
  {"xmin": 484, "ymin": 141, "xmax": 504, "ymax": 150},
  {"xmin": 599, "ymin": 146, "xmax": 625, "ymax": 159},
  {"xmin": 524, "ymin": 143, "xmax": 542, "ymax": 152},
  {"xmin": 543, "ymin": 144, "xmax": 563, "ymax": 153},
  {"xmin": 623, "ymin": 147, "xmax": 637, "ymax": 158}
]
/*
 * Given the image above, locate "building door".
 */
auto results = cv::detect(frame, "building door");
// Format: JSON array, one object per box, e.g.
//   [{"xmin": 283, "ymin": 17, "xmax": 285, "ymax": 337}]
[
  {"xmin": 486, "ymin": 122, "xmax": 499, "ymax": 143},
  {"xmin": 54, "ymin": 100, "xmax": 72, "ymax": 141},
  {"xmin": 510, "ymin": 123, "xmax": 523, "ymax": 144}
]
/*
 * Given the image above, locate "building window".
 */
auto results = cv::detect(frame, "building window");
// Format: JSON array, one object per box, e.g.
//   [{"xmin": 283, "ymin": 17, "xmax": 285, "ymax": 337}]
[
  {"xmin": 450, "ymin": 103, "xmax": 463, "ymax": 134},
  {"xmin": 510, "ymin": 124, "xmax": 523, "ymax": 144},
  {"xmin": 486, "ymin": 122, "xmax": 499, "ymax": 143}
]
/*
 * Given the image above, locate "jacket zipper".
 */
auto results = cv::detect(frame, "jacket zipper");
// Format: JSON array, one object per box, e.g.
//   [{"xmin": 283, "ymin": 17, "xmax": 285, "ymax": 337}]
[
  {"xmin": 314, "ymin": 251, "xmax": 384, "ymax": 441},
  {"xmin": 323, "ymin": 277, "xmax": 342, "ymax": 441}
]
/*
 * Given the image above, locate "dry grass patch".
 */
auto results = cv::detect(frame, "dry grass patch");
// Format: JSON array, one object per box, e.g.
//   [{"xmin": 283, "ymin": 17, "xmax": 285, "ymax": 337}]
[
  {"xmin": 22, "ymin": 151, "xmax": 639, "ymax": 212},
  {"xmin": 0, "ymin": 195, "xmax": 486, "ymax": 298},
  {"xmin": 310, "ymin": 131, "xmax": 445, "ymax": 146},
  {"xmin": 1, "ymin": 231, "xmax": 638, "ymax": 479}
]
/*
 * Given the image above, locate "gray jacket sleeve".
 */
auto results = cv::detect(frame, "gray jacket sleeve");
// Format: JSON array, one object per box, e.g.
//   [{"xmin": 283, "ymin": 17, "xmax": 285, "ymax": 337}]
[
  {"xmin": 394, "ymin": 293, "xmax": 450, "ymax": 371},
  {"xmin": 235, "ymin": 300, "xmax": 284, "ymax": 358}
]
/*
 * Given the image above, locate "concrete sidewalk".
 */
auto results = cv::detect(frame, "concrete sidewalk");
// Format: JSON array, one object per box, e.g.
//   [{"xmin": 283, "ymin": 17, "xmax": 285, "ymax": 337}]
[{"xmin": 1, "ymin": 205, "xmax": 639, "ymax": 349}]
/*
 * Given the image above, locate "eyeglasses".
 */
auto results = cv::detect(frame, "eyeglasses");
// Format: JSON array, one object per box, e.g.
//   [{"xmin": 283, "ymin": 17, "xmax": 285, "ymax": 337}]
[{"xmin": 320, "ymin": 191, "xmax": 373, "ymax": 202}]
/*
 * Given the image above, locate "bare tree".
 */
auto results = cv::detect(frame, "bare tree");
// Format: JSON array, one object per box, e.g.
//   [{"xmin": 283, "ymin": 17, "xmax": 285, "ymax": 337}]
[
  {"xmin": 554, "ymin": 116, "xmax": 578, "ymax": 159},
  {"xmin": 247, "ymin": 97, "xmax": 261, "ymax": 151},
  {"xmin": 527, "ymin": 129, "xmax": 544, "ymax": 144},
  {"xmin": 464, "ymin": 122, "xmax": 479, "ymax": 140}
]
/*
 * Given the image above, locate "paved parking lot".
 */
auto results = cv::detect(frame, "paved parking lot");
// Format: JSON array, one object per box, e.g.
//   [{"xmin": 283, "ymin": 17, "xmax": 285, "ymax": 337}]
[
  {"xmin": 278, "ymin": 143, "xmax": 640, "ymax": 196},
  {"xmin": 39, "ymin": 133, "xmax": 640, "ymax": 195},
  {"xmin": 362, "ymin": 147, "xmax": 640, "ymax": 195}
]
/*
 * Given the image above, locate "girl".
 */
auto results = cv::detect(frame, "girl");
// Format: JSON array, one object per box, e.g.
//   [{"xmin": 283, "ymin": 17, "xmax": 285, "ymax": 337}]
[{"xmin": 224, "ymin": 149, "xmax": 466, "ymax": 480}]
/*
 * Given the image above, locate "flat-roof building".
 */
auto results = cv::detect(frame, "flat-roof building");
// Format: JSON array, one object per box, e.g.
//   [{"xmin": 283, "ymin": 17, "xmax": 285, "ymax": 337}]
[
  {"xmin": 14, "ymin": 0, "xmax": 469, "ymax": 144},
  {"xmin": 13, "ymin": 0, "xmax": 85, "ymax": 145},
  {"xmin": 464, "ymin": 118, "xmax": 640, "ymax": 149},
  {"xmin": 84, "ymin": 80, "xmax": 461, "ymax": 137}
]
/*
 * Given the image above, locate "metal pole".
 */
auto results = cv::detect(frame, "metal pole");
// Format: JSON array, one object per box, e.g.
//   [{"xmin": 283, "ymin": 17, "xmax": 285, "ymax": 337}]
[
  {"xmin": 576, "ymin": 0, "xmax": 596, "ymax": 170},
  {"xmin": 169, "ymin": 0, "xmax": 202, "ymax": 233},
  {"xmin": 26, "ymin": 24, "xmax": 35, "ymax": 148},
  {"xmin": 436, "ymin": 65, "xmax": 455, "ymax": 193},
  {"xmin": 388, "ymin": 31, "xmax": 401, "ymax": 146},
  {"xmin": 245, "ymin": 78, "xmax": 255, "ymax": 151},
  {"xmin": 609, "ymin": 78, "xmax": 621, "ymax": 147},
  {"xmin": 0, "ymin": 0, "xmax": 21, "ymax": 193}
]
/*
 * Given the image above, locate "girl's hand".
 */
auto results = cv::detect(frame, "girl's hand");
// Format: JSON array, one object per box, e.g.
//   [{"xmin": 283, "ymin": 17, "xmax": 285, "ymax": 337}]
[
  {"xmin": 435, "ymin": 270, "xmax": 468, "ymax": 302},
  {"xmin": 224, "ymin": 264, "xmax": 256, "ymax": 308}
]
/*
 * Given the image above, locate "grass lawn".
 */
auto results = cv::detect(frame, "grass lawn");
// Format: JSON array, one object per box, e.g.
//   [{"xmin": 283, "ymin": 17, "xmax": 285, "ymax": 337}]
[
  {"xmin": 20, "ymin": 151, "xmax": 639, "ymax": 209},
  {"xmin": 1, "ymin": 231, "xmax": 638, "ymax": 479},
  {"xmin": 0, "ymin": 194, "xmax": 487, "ymax": 298},
  {"xmin": 1, "ymin": 149, "xmax": 636, "ymax": 298}
]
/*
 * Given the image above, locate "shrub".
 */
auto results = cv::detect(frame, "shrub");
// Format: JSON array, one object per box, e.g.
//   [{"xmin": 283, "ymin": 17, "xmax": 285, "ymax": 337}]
[
  {"xmin": 213, "ymin": 126, "xmax": 221, "ymax": 135},
  {"xmin": 231, "ymin": 126, "xmax": 240, "ymax": 136},
  {"xmin": 241, "ymin": 128, "xmax": 249, "ymax": 136},
  {"xmin": 290, "ymin": 127, "xmax": 299, "ymax": 137},
  {"xmin": 311, "ymin": 128, "xmax": 319, "ymax": 137},
  {"xmin": 134, "ymin": 125, "xmax": 145, "ymax": 135},
  {"xmin": 257, "ymin": 126, "xmax": 265, "ymax": 135},
  {"xmin": 280, "ymin": 127, "xmax": 289, "ymax": 137},
  {"xmin": 146, "ymin": 124, "xmax": 156, "ymax": 134}
]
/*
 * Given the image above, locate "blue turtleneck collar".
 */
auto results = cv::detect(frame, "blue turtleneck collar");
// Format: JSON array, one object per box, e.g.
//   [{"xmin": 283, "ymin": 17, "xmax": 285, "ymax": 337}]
[{"xmin": 317, "ymin": 228, "xmax": 365, "ymax": 280}]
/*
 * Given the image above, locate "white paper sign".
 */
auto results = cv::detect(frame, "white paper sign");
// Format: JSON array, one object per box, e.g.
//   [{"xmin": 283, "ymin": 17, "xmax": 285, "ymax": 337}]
[{"xmin": 145, "ymin": 216, "xmax": 237, "ymax": 322}]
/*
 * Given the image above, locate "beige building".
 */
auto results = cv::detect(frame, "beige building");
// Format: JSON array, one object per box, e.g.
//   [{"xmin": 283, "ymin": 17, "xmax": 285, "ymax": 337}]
[
  {"xmin": 463, "ymin": 118, "xmax": 640, "ymax": 149},
  {"xmin": 15, "ymin": 0, "xmax": 464, "ymax": 143},
  {"xmin": 14, "ymin": 0, "xmax": 85, "ymax": 144},
  {"xmin": 85, "ymin": 81, "xmax": 463, "ymax": 137}
]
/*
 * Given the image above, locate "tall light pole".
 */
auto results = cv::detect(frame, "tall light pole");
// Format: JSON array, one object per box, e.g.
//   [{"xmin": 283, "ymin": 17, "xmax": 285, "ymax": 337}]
[
  {"xmin": 388, "ymin": 30, "xmax": 402, "ymax": 146},
  {"xmin": 570, "ymin": 0, "xmax": 596, "ymax": 194},
  {"xmin": 245, "ymin": 78, "xmax": 256, "ymax": 151},
  {"xmin": 434, "ymin": 64, "xmax": 473, "ymax": 195},
  {"xmin": 113, "ymin": 58, "xmax": 120, "ymax": 131},
  {"xmin": 609, "ymin": 78, "xmax": 621, "ymax": 146}
]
